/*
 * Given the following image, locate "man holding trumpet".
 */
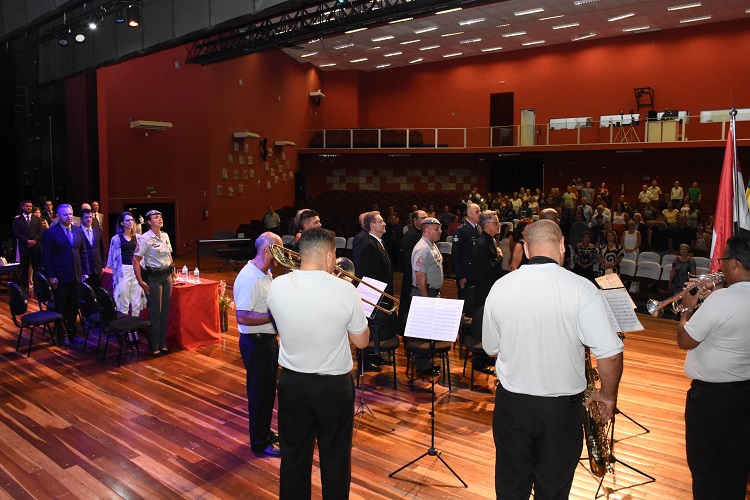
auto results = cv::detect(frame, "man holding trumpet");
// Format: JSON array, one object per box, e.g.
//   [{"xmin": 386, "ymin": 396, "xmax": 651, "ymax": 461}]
[{"xmin": 677, "ymin": 235, "xmax": 750, "ymax": 500}]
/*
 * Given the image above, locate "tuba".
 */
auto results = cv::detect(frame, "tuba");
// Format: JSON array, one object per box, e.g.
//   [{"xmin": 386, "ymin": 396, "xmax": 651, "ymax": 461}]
[{"xmin": 582, "ymin": 348, "xmax": 612, "ymax": 478}]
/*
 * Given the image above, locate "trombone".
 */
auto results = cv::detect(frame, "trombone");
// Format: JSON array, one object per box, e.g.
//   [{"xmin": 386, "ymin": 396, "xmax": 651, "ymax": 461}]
[
  {"xmin": 646, "ymin": 272, "xmax": 724, "ymax": 317},
  {"xmin": 269, "ymin": 244, "xmax": 399, "ymax": 315}
]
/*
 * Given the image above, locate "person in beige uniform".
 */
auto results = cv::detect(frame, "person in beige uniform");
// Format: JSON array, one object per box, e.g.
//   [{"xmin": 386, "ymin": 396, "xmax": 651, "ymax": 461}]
[{"xmin": 133, "ymin": 210, "xmax": 174, "ymax": 357}]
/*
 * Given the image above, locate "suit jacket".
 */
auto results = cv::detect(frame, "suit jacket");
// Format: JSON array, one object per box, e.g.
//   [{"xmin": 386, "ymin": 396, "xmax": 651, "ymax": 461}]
[
  {"xmin": 42, "ymin": 211, "xmax": 53, "ymax": 226},
  {"xmin": 12, "ymin": 215, "xmax": 42, "ymax": 255},
  {"xmin": 356, "ymin": 234, "xmax": 397, "ymax": 338},
  {"xmin": 472, "ymin": 232, "xmax": 504, "ymax": 307},
  {"xmin": 92, "ymin": 212, "xmax": 103, "ymax": 227},
  {"xmin": 42, "ymin": 223, "xmax": 89, "ymax": 284},
  {"xmin": 82, "ymin": 225, "xmax": 105, "ymax": 276},
  {"xmin": 452, "ymin": 221, "xmax": 480, "ymax": 283},
  {"xmin": 351, "ymin": 228, "xmax": 368, "ymax": 271}
]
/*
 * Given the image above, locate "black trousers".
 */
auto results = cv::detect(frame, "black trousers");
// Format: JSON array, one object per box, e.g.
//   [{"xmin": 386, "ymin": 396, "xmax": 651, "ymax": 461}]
[
  {"xmin": 493, "ymin": 384, "xmax": 584, "ymax": 500},
  {"xmin": 52, "ymin": 280, "xmax": 80, "ymax": 334},
  {"xmin": 278, "ymin": 369, "xmax": 355, "ymax": 500},
  {"xmin": 685, "ymin": 380, "xmax": 750, "ymax": 500},
  {"xmin": 145, "ymin": 273, "xmax": 172, "ymax": 352},
  {"xmin": 86, "ymin": 272, "xmax": 101, "ymax": 291},
  {"xmin": 239, "ymin": 333, "xmax": 279, "ymax": 451}
]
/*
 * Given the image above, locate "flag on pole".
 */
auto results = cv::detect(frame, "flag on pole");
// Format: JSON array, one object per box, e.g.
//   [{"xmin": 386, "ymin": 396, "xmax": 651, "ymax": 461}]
[{"xmin": 709, "ymin": 127, "xmax": 750, "ymax": 272}]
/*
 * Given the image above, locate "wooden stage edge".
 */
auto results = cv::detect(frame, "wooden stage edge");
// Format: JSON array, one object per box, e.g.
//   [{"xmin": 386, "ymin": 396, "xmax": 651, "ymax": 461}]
[{"xmin": 0, "ymin": 259, "xmax": 743, "ymax": 499}]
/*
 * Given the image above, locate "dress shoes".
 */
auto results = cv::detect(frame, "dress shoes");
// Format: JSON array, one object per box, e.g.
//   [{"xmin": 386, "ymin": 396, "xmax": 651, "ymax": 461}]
[
  {"xmin": 362, "ymin": 361, "xmax": 381, "ymax": 373},
  {"xmin": 372, "ymin": 356, "xmax": 391, "ymax": 366},
  {"xmin": 473, "ymin": 361, "xmax": 495, "ymax": 375},
  {"xmin": 252, "ymin": 443, "xmax": 281, "ymax": 458},
  {"xmin": 63, "ymin": 336, "xmax": 84, "ymax": 348},
  {"xmin": 417, "ymin": 364, "xmax": 441, "ymax": 377},
  {"xmin": 270, "ymin": 432, "xmax": 279, "ymax": 443}
]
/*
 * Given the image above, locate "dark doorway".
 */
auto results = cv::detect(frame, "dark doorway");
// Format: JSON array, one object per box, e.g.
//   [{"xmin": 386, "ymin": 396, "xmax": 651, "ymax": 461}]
[
  {"xmin": 295, "ymin": 172, "xmax": 306, "ymax": 201},
  {"xmin": 490, "ymin": 92, "xmax": 514, "ymax": 146},
  {"xmin": 488, "ymin": 159, "xmax": 544, "ymax": 194}
]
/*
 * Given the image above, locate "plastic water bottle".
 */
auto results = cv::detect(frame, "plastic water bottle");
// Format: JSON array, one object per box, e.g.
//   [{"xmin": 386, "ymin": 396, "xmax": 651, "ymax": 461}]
[
  {"xmin": 181, "ymin": 265, "xmax": 188, "ymax": 281},
  {"xmin": 193, "ymin": 267, "xmax": 200, "ymax": 283}
]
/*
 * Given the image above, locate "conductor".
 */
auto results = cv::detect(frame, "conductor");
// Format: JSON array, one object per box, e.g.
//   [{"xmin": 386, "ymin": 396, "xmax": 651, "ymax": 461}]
[{"xmin": 268, "ymin": 228, "xmax": 370, "ymax": 499}]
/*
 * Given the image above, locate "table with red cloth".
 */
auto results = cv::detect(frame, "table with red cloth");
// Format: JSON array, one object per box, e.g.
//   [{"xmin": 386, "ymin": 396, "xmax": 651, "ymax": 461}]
[{"xmin": 101, "ymin": 268, "xmax": 221, "ymax": 350}]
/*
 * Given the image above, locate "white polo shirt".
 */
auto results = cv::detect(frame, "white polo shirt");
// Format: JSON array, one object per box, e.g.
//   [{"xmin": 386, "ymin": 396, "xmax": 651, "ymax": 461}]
[{"xmin": 234, "ymin": 262, "xmax": 275, "ymax": 335}]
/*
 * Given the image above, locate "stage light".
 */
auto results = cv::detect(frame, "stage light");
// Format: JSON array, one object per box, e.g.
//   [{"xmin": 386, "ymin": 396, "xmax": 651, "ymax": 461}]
[
  {"xmin": 115, "ymin": 9, "xmax": 125, "ymax": 23},
  {"xmin": 75, "ymin": 30, "xmax": 86, "ymax": 43},
  {"xmin": 128, "ymin": 3, "xmax": 141, "ymax": 27},
  {"xmin": 58, "ymin": 36, "xmax": 69, "ymax": 47}
]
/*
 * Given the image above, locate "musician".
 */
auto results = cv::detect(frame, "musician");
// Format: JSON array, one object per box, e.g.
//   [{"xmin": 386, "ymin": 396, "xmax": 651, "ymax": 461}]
[
  {"xmin": 677, "ymin": 235, "xmax": 750, "ymax": 499},
  {"xmin": 483, "ymin": 220, "xmax": 624, "ymax": 499},
  {"xmin": 235, "ymin": 232, "xmax": 283, "ymax": 458},
  {"xmin": 267, "ymin": 228, "xmax": 369, "ymax": 499},
  {"xmin": 355, "ymin": 211, "xmax": 397, "ymax": 372},
  {"xmin": 452, "ymin": 202, "xmax": 480, "ymax": 299},
  {"xmin": 290, "ymin": 209, "xmax": 321, "ymax": 251}
]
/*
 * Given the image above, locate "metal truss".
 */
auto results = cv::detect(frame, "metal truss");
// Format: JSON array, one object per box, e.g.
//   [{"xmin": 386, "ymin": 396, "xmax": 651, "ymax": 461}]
[{"xmin": 186, "ymin": 0, "xmax": 493, "ymax": 66}]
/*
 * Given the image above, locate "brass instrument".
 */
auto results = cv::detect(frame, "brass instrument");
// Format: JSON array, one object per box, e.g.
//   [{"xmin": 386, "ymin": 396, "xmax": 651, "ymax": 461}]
[
  {"xmin": 269, "ymin": 244, "xmax": 399, "ymax": 315},
  {"xmin": 583, "ymin": 348, "xmax": 612, "ymax": 478},
  {"xmin": 646, "ymin": 272, "xmax": 724, "ymax": 317}
]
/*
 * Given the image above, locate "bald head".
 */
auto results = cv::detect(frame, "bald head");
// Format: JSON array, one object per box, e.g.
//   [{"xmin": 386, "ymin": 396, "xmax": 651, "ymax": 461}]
[
  {"xmin": 526, "ymin": 220, "xmax": 564, "ymax": 265},
  {"xmin": 539, "ymin": 208, "xmax": 559, "ymax": 222}
]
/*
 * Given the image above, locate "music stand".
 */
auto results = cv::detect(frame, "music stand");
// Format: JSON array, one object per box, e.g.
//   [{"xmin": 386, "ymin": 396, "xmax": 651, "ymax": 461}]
[
  {"xmin": 354, "ymin": 321, "xmax": 394, "ymax": 434},
  {"xmin": 389, "ymin": 296, "xmax": 467, "ymax": 487}
]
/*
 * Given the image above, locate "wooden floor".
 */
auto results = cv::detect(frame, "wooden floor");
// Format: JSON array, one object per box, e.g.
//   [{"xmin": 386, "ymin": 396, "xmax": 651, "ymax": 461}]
[{"xmin": 0, "ymin": 257, "xmax": 735, "ymax": 499}]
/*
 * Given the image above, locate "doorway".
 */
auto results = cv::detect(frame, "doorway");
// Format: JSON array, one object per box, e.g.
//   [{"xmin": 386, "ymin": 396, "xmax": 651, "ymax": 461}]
[
  {"xmin": 520, "ymin": 109, "xmax": 536, "ymax": 146},
  {"xmin": 490, "ymin": 92, "xmax": 514, "ymax": 146}
]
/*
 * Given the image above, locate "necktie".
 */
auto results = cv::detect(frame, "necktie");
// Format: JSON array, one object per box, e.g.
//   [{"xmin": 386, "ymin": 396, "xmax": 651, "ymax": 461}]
[
  {"xmin": 87, "ymin": 228, "xmax": 93, "ymax": 245},
  {"xmin": 66, "ymin": 226, "xmax": 73, "ymax": 245},
  {"xmin": 26, "ymin": 215, "xmax": 30, "ymax": 225}
]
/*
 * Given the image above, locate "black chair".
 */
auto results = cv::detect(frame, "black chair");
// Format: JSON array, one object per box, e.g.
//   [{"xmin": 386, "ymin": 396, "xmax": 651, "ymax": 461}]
[
  {"xmin": 7, "ymin": 282, "xmax": 62, "ymax": 357},
  {"xmin": 457, "ymin": 286, "xmax": 476, "ymax": 359},
  {"xmin": 78, "ymin": 281, "xmax": 116, "ymax": 351},
  {"xmin": 404, "ymin": 339, "xmax": 453, "ymax": 391},
  {"xmin": 95, "ymin": 287, "xmax": 151, "ymax": 366},
  {"xmin": 33, "ymin": 271, "xmax": 57, "ymax": 311},
  {"xmin": 359, "ymin": 321, "xmax": 400, "ymax": 390},
  {"xmin": 462, "ymin": 306, "xmax": 495, "ymax": 391}
]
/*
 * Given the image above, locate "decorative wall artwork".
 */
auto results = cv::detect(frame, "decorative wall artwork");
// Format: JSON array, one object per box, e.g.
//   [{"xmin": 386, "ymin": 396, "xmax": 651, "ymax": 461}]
[
  {"xmin": 233, "ymin": 142, "xmax": 239, "ymax": 152},
  {"xmin": 238, "ymin": 183, "xmax": 244, "ymax": 194},
  {"xmin": 270, "ymin": 168, "xmax": 275, "ymax": 176},
  {"xmin": 257, "ymin": 179, "xmax": 261, "ymax": 190},
  {"xmin": 266, "ymin": 181, "xmax": 271, "ymax": 190},
  {"xmin": 221, "ymin": 168, "xmax": 228, "ymax": 179},
  {"xmin": 233, "ymin": 170, "xmax": 239, "ymax": 180},
  {"xmin": 286, "ymin": 162, "xmax": 291, "ymax": 170},
  {"xmin": 216, "ymin": 185, "xmax": 222, "ymax": 196},
  {"xmin": 248, "ymin": 156, "xmax": 253, "ymax": 165},
  {"xmin": 283, "ymin": 173, "xmax": 287, "ymax": 181},
  {"xmin": 243, "ymin": 143, "xmax": 249, "ymax": 153},
  {"xmin": 281, "ymin": 152, "xmax": 286, "ymax": 161},
  {"xmin": 249, "ymin": 169, "xmax": 254, "ymax": 178},
  {"xmin": 274, "ymin": 157, "xmax": 279, "ymax": 167},
  {"xmin": 227, "ymin": 154, "xmax": 233, "ymax": 164},
  {"xmin": 265, "ymin": 162, "xmax": 270, "ymax": 171},
  {"xmin": 242, "ymin": 170, "xmax": 248, "ymax": 180},
  {"xmin": 227, "ymin": 186, "xmax": 234, "ymax": 197},
  {"xmin": 274, "ymin": 176, "xmax": 279, "ymax": 184},
  {"xmin": 238, "ymin": 156, "xmax": 244, "ymax": 165}
]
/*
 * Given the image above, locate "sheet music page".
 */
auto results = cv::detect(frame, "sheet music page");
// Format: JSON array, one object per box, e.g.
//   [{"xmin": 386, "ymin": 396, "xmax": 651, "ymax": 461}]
[
  {"xmin": 595, "ymin": 273, "xmax": 625, "ymax": 290},
  {"xmin": 404, "ymin": 296, "xmax": 464, "ymax": 342},
  {"xmin": 356, "ymin": 277, "xmax": 386, "ymax": 318},
  {"xmin": 601, "ymin": 288, "xmax": 644, "ymax": 333}
]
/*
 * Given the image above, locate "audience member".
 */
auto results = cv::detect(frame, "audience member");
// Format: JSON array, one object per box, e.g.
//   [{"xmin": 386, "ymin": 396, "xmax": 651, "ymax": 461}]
[
  {"xmin": 662, "ymin": 201, "xmax": 679, "ymax": 225},
  {"xmin": 351, "ymin": 212, "xmax": 369, "ymax": 270},
  {"xmin": 472, "ymin": 210, "xmax": 504, "ymax": 309},
  {"xmin": 621, "ymin": 220, "xmax": 642, "ymax": 259},
  {"xmin": 496, "ymin": 223, "xmax": 513, "ymax": 272},
  {"xmin": 638, "ymin": 184, "xmax": 652, "ymax": 204},
  {"xmin": 42, "ymin": 200, "xmax": 54, "ymax": 226},
  {"xmin": 568, "ymin": 211, "xmax": 589, "ymax": 248},
  {"xmin": 509, "ymin": 219, "xmax": 532, "ymax": 271},
  {"xmin": 106, "ymin": 212, "xmax": 144, "ymax": 316},
  {"xmin": 263, "ymin": 206, "xmax": 281, "ymax": 234},
  {"xmin": 687, "ymin": 181, "xmax": 702, "ymax": 203},
  {"xmin": 693, "ymin": 225, "xmax": 711, "ymax": 257},
  {"xmin": 90, "ymin": 201, "xmax": 104, "ymax": 227},
  {"xmin": 596, "ymin": 231, "xmax": 624, "ymax": 276},
  {"xmin": 12, "ymin": 201, "xmax": 41, "ymax": 292},
  {"xmin": 648, "ymin": 180, "xmax": 662, "ymax": 202},
  {"xmin": 399, "ymin": 210, "xmax": 427, "ymax": 327},
  {"xmin": 669, "ymin": 244, "xmax": 696, "ymax": 296},
  {"xmin": 452, "ymin": 203, "xmax": 481, "ymax": 299},
  {"xmin": 649, "ymin": 215, "xmax": 671, "ymax": 257},
  {"xmin": 80, "ymin": 208, "xmax": 105, "ymax": 289},
  {"xmin": 671, "ymin": 181, "xmax": 684, "ymax": 207},
  {"xmin": 669, "ymin": 214, "xmax": 698, "ymax": 255},
  {"xmin": 573, "ymin": 232, "xmax": 597, "ymax": 282}
]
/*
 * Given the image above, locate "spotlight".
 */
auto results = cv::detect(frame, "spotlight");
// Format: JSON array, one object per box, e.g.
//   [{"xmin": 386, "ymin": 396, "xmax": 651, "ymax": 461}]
[
  {"xmin": 127, "ymin": 4, "xmax": 140, "ymax": 27},
  {"xmin": 75, "ymin": 30, "xmax": 86, "ymax": 43},
  {"xmin": 115, "ymin": 9, "xmax": 125, "ymax": 23},
  {"xmin": 88, "ymin": 21, "xmax": 98, "ymax": 30},
  {"xmin": 58, "ymin": 36, "xmax": 69, "ymax": 47}
]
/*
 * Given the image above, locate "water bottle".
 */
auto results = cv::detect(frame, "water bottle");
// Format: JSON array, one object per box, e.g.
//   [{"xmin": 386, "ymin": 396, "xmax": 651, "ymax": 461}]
[
  {"xmin": 181, "ymin": 265, "xmax": 188, "ymax": 281},
  {"xmin": 193, "ymin": 267, "xmax": 200, "ymax": 283}
]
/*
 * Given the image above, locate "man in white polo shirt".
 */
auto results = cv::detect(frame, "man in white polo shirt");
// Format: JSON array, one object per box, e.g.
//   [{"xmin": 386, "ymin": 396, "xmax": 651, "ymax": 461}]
[{"xmin": 268, "ymin": 228, "xmax": 369, "ymax": 499}]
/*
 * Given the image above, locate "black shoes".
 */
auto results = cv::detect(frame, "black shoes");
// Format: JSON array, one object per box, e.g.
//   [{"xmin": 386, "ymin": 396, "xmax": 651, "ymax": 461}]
[
  {"xmin": 372, "ymin": 356, "xmax": 391, "ymax": 366},
  {"xmin": 473, "ymin": 361, "xmax": 495, "ymax": 375},
  {"xmin": 252, "ymin": 443, "xmax": 281, "ymax": 458},
  {"xmin": 62, "ymin": 336, "xmax": 84, "ymax": 348},
  {"xmin": 362, "ymin": 361, "xmax": 381, "ymax": 372},
  {"xmin": 417, "ymin": 364, "xmax": 441, "ymax": 377}
]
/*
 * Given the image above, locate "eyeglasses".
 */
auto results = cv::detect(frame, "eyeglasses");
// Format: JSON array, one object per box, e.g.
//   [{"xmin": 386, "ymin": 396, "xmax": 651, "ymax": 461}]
[{"xmin": 717, "ymin": 257, "xmax": 733, "ymax": 263}]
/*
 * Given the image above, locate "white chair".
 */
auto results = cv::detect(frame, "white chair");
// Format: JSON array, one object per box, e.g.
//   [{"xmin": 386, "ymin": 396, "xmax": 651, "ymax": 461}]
[
  {"xmin": 346, "ymin": 237, "xmax": 354, "ymax": 250},
  {"xmin": 501, "ymin": 221, "xmax": 514, "ymax": 232},
  {"xmin": 694, "ymin": 257, "xmax": 710, "ymax": 269},
  {"xmin": 661, "ymin": 253, "xmax": 677, "ymax": 267},
  {"xmin": 660, "ymin": 264, "xmax": 672, "ymax": 282},
  {"xmin": 637, "ymin": 251, "xmax": 661, "ymax": 266},
  {"xmin": 446, "ymin": 233, "xmax": 453, "ymax": 242},
  {"xmin": 281, "ymin": 234, "xmax": 294, "ymax": 246},
  {"xmin": 619, "ymin": 259, "xmax": 636, "ymax": 277},
  {"xmin": 696, "ymin": 266, "xmax": 710, "ymax": 276},
  {"xmin": 531, "ymin": 215, "xmax": 539, "ymax": 221},
  {"xmin": 437, "ymin": 241, "xmax": 452, "ymax": 255},
  {"xmin": 623, "ymin": 251, "xmax": 638, "ymax": 262},
  {"xmin": 635, "ymin": 261, "xmax": 661, "ymax": 280},
  {"xmin": 334, "ymin": 237, "xmax": 346, "ymax": 251}
]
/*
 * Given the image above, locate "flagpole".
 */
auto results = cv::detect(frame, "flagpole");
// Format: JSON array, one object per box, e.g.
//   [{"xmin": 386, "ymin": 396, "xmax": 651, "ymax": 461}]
[{"xmin": 730, "ymin": 108, "xmax": 738, "ymax": 236}]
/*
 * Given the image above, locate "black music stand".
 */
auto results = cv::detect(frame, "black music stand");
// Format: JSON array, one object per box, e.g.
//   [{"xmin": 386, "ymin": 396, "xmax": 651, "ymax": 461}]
[{"xmin": 389, "ymin": 351, "xmax": 467, "ymax": 488}]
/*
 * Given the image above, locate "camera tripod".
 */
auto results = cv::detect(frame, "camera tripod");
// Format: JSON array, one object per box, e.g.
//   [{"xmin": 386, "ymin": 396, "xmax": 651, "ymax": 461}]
[{"xmin": 614, "ymin": 113, "xmax": 640, "ymax": 143}]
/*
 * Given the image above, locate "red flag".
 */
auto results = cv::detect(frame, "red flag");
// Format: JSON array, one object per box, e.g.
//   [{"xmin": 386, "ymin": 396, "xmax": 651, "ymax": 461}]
[{"xmin": 710, "ymin": 128, "xmax": 750, "ymax": 272}]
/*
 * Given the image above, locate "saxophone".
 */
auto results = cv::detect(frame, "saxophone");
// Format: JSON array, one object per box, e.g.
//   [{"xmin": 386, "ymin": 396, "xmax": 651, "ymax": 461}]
[{"xmin": 582, "ymin": 347, "xmax": 612, "ymax": 478}]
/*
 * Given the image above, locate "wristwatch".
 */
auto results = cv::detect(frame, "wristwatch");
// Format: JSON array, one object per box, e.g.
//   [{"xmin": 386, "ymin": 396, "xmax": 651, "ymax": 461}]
[{"xmin": 681, "ymin": 307, "xmax": 694, "ymax": 314}]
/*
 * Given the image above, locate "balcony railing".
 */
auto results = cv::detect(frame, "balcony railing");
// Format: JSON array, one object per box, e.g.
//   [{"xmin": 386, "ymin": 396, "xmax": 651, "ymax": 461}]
[{"xmin": 300, "ymin": 116, "xmax": 746, "ymax": 150}]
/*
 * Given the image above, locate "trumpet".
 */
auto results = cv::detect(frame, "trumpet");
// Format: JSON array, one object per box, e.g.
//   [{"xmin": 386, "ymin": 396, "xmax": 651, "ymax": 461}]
[
  {"xmin": 269, "ymin": 244, "xmax": 399, "ymax": 315},
  {"xmin": 646, "ymin": 272, "xmax": 724, "ymax": 317}
]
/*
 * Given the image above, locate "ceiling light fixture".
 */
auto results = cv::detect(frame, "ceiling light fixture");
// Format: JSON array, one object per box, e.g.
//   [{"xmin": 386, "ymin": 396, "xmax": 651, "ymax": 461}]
[
  {"xmin": 334, "ymin": 43, "xmax": 354, "ymax": 49},
  {"xmin": 443, "ymin": 52, "xmax": 462, "ymax": 57},
  {"xmin": 350, "ymin": 58, "xmax": 368, "ymax": 62},
  {"xmin": 459, "ymin": 18, "xmax": 486, "ymax": 25},
  {"xmin": 88, "ymin": 21, "xmax": 98, "ymax": 29},
  {"xmin": 127, "ymin": 3, "xmax": 140, "ymax": 27},
  {"xmin": 496, "ymin": 23, "xmax": 510, "ymax": 28},
  {"xmin": 522, "ymin": 40, "xmax": 546, "ymax": 46},
  {"xmin": 435, "ymin": 7, "xmax": 462, "ymax": 15},
  {"xmin": 375, "ymin": 64, "xmax": 391, "ymax": 68},
  {"xmin": 459, "ymin": 38, "xmax": 482, "ymax": 44},
  {"xmin": 622, "ymin": 26, "xmax": 651, "ymax": 32},
  {"xmin": 400, "ymin": 39, "xmax": 421, "ymax": 44},
  {"xmin": 371, "ymin": 35, "xmax": 394, "ymax": 42},
  {"xmin": 680, "ymin": 15, "xmax": 711, "ymax": 23},
  {"xmin": 419, "ymin": 45, "xmax": 441, "ymax": 50},
  {"xmin": 58, "ymin": 34, "xmax": 70, "ymax": 47},
  {"xmin": 572, "ymin": 33, "xmax": 596, "ymax": 41},
  {"xmin": 608, "ymin": 13, "xmax": 635, "ymax": 21},
  {"xmin": 300, "ymin": 52, "xmax": 318, "ymax": 57},
  {"xmin": 514, "ymin": 8, "xmax": 544, "ymax": 16},
  {"xmin": 389, "ymin": 17, "xmax": 413, "ymax": 24},
  {"xmin": 573, "ymin": 0, "xmax": 600, "ymax": 5},
  {"xmin": 667, "ymin": 2, "xmax": 701, "ymax": 10},
  {"xmin": 502, "ymin": 31, "xmax": 526, "ymax": 37},
  {"xmin": 344, "ymin": 27, "xmax": 367, "ymax": 33},
  {"xmin": 384, "ymin": 51, "xmax": 402, "ymax": 57},
  {"xmin": 552, "ymin": 22, "xmax": 580, "ymax": 29},
  {"xmin": 409, "ymin": 58, "xmax": 423, "ymax": 63},
  {"xmin": 308, "ymin": 38, "xmax": 322, "ymax": 43},
  {"xmin": 414, "ymin": 26, "xmax": 438, "ymax": 34},
  {"xmin": 539, "ymin": 15, "xmax": 564, "ymax": 21},
  {"xmin": 441, "ymin": 32, "xmax": 464, "ymax": 37},
  {"xmin": 319, "ymin": 63, "xmax": 336, "ymax": 67},
  {"xmin": 481, "ymin": 46, "xmax": 503, "ymax": 52},
  {"xmin": 74, "ymin": 30, "xmax": 86, "ymax": 43}
]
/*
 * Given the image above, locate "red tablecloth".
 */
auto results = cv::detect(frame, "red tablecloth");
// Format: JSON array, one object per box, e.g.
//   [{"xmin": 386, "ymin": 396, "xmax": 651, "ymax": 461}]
[{"xmin": 101, "ymin": 269, "xmax": 220, "ymax": 350}]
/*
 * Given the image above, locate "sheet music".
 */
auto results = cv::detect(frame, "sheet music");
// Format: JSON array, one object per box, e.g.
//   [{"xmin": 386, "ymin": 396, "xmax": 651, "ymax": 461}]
[
  {"xmin": 601, "ymin": 288, "xmax": 644, "ymax": 333},
  {"xmin": 595, "ymin": 273, "xmax": 625, "ymax": 290},
  {"xmin": 356, "ymin": 277, "xmax": 386, "ymax": 318},
  {"xmin": 404, "ymin": 296, "xmax": 464, "ymax": 342}
]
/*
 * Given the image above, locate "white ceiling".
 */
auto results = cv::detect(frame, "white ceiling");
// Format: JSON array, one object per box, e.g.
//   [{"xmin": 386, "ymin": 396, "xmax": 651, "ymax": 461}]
[{"xmin": 282, "ymin": 0, "xmax": 750, "ymax": 71}]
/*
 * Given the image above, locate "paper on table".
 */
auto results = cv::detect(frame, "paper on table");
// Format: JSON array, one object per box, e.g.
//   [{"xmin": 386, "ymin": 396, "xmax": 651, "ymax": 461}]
[
  {"xmin": 357, "ymin": 277, "xmax": 386, "ymax": 318},
  {"xmin": 404, "ymin": 296, "xmax": 464, "ymax": 342},
  {"xmin": 601, "ymin": 288, "xmax": 644, "ymax": 333}
]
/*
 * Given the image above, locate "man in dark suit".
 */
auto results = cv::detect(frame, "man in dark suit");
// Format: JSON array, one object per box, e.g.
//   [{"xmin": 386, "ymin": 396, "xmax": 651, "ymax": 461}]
[
  {"xmin": 90, "ymin": 201, "xmax": 104, "ymax": 227},
  {"xmin": 42, "ymin": 203, "xmax": 89, "ymax": 346},
  {"xmin": 80, "ymin": 208, "xmax": 105, "ymax": 289},
  {"xmin": 452, "ymin": 202, "xmax": 481, "ymax": 299},
  {"xmin": 399, "ymin": 210, "xmax": 427, "ymax": 331},
  {"xmin": 355, "ymin": 211, "xmax": 398, "ymax": 371},
  {"xmin": 42, "ymin": 200, "xmax": 54, "ymax": 227},
  {"xmin": 12, "ymin": 200, "xmax": 41, "ymax": 292}
]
